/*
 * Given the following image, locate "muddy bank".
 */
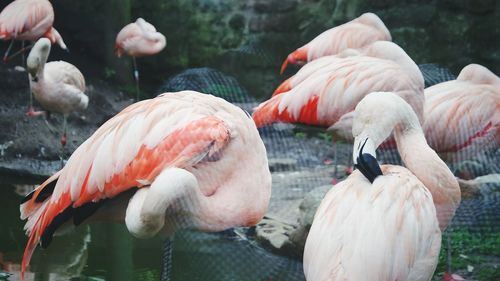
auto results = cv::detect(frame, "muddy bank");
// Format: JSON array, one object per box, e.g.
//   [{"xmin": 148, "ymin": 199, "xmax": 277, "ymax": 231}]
[{"xmin": 0, "ymin": 63, "xmax": 132, "ymax": 182}]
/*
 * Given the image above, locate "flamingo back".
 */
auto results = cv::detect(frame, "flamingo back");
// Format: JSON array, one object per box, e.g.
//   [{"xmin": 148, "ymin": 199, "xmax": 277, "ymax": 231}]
[
  {"xmin": 304, "ymin": 165, "xmax": 441, "ymax": 281},
  {"xmin": 424, "ymin": 79, "xmax": 500, "ymax": 162},
  {"xmin": 0, "ymin": 0, "xmax": 54, "ymax": 40},
  {"xmin": 20, "ymin": 91, "xmax": 271, "ymax": 280},
  {"xmin": 254, "ymin": 54, "xmax": 424, "ymax": 139}
]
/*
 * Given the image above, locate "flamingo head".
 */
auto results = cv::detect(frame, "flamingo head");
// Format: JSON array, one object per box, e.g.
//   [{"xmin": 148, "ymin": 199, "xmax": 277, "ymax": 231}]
[
  {"xmin": 27, "ymin": 38, "xmax": 51, "ymax": 81},
  {"xmin": 352, "ymin": 92, "xmax": 421, "ymax": 182}
]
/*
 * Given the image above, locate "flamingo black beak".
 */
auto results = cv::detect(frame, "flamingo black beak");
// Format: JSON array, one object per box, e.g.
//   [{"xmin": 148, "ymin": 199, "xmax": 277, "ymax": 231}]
[{"xmin": 353, "ymin": 137, "xmax": 382, "ymax": 183}]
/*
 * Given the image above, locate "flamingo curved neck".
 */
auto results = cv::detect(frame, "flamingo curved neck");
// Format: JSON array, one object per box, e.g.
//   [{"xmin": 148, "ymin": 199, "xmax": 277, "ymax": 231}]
[{"xmin": 394, "ymin": 126, "xmax": 460, "ymax": 230}]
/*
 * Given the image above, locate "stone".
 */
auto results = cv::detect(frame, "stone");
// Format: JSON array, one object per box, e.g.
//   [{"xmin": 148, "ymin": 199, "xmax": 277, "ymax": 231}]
[
  {"xmin": 268, "ymin": 158, "xmax": 298, "ymax": 172},
  {"xmin": 255, "ymin": 217, "xmax": 299, "ymax": 257},
  {"xmin": 253, "ymin": 0, "xmax": 297, "ymax": 14}
]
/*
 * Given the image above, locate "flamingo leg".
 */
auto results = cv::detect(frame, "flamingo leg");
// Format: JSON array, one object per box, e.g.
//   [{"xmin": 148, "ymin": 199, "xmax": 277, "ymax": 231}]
[
  {"xmin": 446, "ymin": 231, "xmax": 452, "ymax": 274},
  {"xmin": 43, "ymin": 112, "xmax": 57, "ymax": 134},
  {"xmin": 132, "ymin": 56, "xmax": 140, "ymax": 101},
  {"xmin": 59, "ymin": 115, "xmax": 68, "ymax": 167},
  {"xmin": 2, "ymin": 39, "xmax": 15, "ymax": 62},
  {"xmin": 160, "ymin": 237, "xmax": 173, "ymax": 281},
  {"xmin": 4, "ymin": 42, "xmax": 34, "ymax": 63}
]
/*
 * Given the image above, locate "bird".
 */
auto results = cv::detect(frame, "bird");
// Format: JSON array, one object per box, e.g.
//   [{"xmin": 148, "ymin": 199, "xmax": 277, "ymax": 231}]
[
  {"xmin": 253, "ymin": 41, "xmax": 424, "ymax": 176},
  {"xmin": 26, "ymin": 38, "xmax": 87, "ymax": 156},
  {"xmin": 19, "ymin": 91, "xmax": 272, "ymax": 281},
  {"xmin": 0, "ymin": 0, "xmax": 67, "ymax": 62},
  {"xmin": 280, "ymin": 12, "xmax": 391, "ymax": 74},
  {"xmin": 303, "ymin": 92, "xmax": 460, "ymax": 281},
  {"xmin": 115, "ymin": 18, "xmax": 166, "ymax": 101},
  {"xmin": 423, "ymin": 64, "xmax": 500, "ymax": 164}
]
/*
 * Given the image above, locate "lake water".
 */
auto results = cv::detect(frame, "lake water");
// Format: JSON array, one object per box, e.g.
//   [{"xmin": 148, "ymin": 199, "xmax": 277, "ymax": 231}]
[{"xmin": 0, "ymin": 183, "xmax": 305, "ymax": 281}]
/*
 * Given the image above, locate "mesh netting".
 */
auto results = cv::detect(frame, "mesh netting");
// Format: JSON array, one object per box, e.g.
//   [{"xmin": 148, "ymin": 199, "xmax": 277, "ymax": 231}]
[{"xmin": 159, "ymin": 63, "xmax": 499, "ymax": 281}]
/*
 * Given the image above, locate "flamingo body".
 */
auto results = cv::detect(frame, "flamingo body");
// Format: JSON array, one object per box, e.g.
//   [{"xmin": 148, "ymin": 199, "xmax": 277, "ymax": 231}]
[
  {"xmin": 20, "ymin": 91, "xmax": 271, "ymax": 280},
  {"xmin": 304, "ymin": 92, "xmax": 459, "ymax": 280},
  {"xmin": 281, "ymin": 13, "xmax": 391, "ymax": 73},
  {"xmin": 27, "ymin": 38, "xmax": 87, "ymax": 116},
  {"xmin": 304, "ymin": 166, "xmax": 441, "ymax": 281},
  {"xmin": 423, "ymin": 64, "xmax": 500, "ymax": 163},
  {"xmin": 254, "ymin": 41, "xmax": 424, "ymax": 142},
  {"xmin": 0, "ymin": 0, "xmax": 66, "ymax": 49},
  {"xmin": 115, "ymin": 18, "xmax": 166, "ymax": 58}
]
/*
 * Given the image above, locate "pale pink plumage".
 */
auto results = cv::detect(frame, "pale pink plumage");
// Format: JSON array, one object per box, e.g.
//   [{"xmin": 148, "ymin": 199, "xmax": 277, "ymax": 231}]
[
  {"xmin": 19, "ymin": 91, "xmax": 271, "ymax": 281},
  {"xmin": 0, "ymin": 0, "xmax": 67, "ymax": 49},
  {"xmin": 27, "ymin": 38, "xmax": 87, "ymax": 145},
  {"xmin": 304, "ymin": 92, "xmax": 460, "ymax": 281},
  {"xmin": 115, "ymin": 18, "xmax": 166, "ymax": 58},
  {"xmin": 423, "ymin": 64, "xmax": 500, "ymax": 163},
  {"xmin": 280, "ymin": 12, "xmax": 391, "ymax": 74},
  {"xmin": 254, "ymin": 41, "xmax": 424, "ymax": 142}
]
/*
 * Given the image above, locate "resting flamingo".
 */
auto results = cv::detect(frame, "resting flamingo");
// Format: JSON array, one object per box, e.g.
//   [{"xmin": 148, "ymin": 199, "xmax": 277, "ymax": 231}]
[
  {"xmin": 423, "ymin": 64, "xmax": 500, "ymax": 164},
  {"xmin": 280, "ymin": 12, "xmax": 391, "ymax": 74},
  {"xmin": 115, "ymin": 18, "xmax": 166, "ymax": 101},
  {"xmin": 19, "ymin": 91, "xmax": 272, "ymax": 281},
  {"xmin": 253, "ymin": 41, "xmax": 424, "ymax": 175},
  {"xmin": 0, "ymin": 0, "xmax": 67, "ymax": 61},
  {"xmin": 303, "ymin": 92, "xmax": 460, "ymax": 281},
  {"xmin": 27, "ymin": 38, "xmax": 87, "ymax": 156}
]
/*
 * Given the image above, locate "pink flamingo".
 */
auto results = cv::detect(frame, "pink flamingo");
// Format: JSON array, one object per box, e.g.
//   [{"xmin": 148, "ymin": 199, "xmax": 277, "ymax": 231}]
[
  {"xmin": 303, "ymin": 92, "xmax": 460, "ymax": 281},
  {"xmin": 26, "ymin": 38, "xmax": 87, "ymax": 155},
  {"xmin": 19, "ymin": 91, "xmax": 272, "ymax": 281},
  {"xmin": 423, "ymin": 64, "xmax": 500, "ymax": 164},
  {"xmin": 253, "ymin": 41, "xmax": 424, "ymax": 176},
  {"xmin": 0, "ymin": 0, "xmax": 67, "ymax": 61},
  {"xmin": 280, "ymin": 12, "xmax": 391, "ymax": 74},
  {"xmin": 115, "ymin": 18, "xmax": 166, "ymax": 101}
]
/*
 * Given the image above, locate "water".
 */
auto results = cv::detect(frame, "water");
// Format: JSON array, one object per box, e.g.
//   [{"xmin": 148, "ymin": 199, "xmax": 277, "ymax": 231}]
[{"xmin": 0, "ymin": 183, "xmax": 305, "ymax": 281}]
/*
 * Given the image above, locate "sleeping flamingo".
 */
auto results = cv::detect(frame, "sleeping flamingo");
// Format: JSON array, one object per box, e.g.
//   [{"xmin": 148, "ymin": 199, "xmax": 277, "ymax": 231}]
[
  {"xmin": 115, "ymin": 18, "xmax": 166, "ymax": 101},
  {"xmin": 423, "ymin": 64, "xmax": 500, "ymax": 164},
  {"xmin": 280, "ymin": 12, "xmax": 391, "ymax": 74},
  {"xmin": 27, "ymin": 38, "xmax": 87, "ymax": 156},
  {"xmin": 303, "ymin": 92, "xmax": 460, "ymax": 281},
  {"xmin": 19, "ymin": 91, "xmax": 272, "ymax": 281},
  {"xmin": 253, "ymin": 41, "xmax": 424, "ymax": 176},
  {"xmin": 0, "ymin": 0, "xmax": 67, "ymax": 61}
]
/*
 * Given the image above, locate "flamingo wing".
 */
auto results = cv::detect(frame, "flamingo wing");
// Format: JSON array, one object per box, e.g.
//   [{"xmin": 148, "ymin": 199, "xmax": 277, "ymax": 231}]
[
  {"xmin": 424, "ymin": 81, "xmax": 500, "ymax": 162},
  {"xmin": 304, "ymin": 166, "xmax": 441, "ymax": 281},
  {"xmin": 0, "ymin": 0, "xmax": 54, "ymax": 39},
  {"xmin": 20, "ymin": 92, "xmax": 232, "ymax": 278},
  {"xmin": 254, "ymin": 56, "xmax": 421, "ymax": 129},
  {"xmin": 46, "ymin": 61, "xmax": 86, "ymax": 92}
]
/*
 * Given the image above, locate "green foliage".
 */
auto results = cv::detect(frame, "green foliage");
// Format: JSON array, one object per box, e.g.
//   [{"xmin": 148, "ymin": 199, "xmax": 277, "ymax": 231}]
[
  {"xmin": 103, "ymin": 67, "xmax": 116, "ymax": 79},
  {"xmin": 294, "ymin": 132, "xmax": 306, "ymax": 139},
  {"xmin": 435, "ymin": 229, "xmax": 500, "ymax": 280}
]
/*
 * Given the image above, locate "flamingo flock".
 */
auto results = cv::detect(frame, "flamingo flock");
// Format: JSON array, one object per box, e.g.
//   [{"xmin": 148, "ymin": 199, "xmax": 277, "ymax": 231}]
[{"xmin": 0, "ymin": 1, "xmax": 497, "ymax": 281}]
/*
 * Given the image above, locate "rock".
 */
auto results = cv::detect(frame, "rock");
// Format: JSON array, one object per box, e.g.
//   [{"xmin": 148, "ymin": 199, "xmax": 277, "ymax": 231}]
[
  {"xmin": 288, "ymin": 185, "xmax": 331, "ymax": 254},
  {"xmin": 255, "ymin": 217, "xmax": 299, "ymax": 257},
  {"xmin": 256, "ymin": 185, "xmax": 332, "ymax": 258},
  {"xmin": 249, "ymin": 14, "xmax": 296, "ymax": 32},
  {"xmin": 268, "ymin": 158, "xmax": 298, "ymax": 172},
  {"xmin": 158, "ymin": 67, "xmax": 254, "ymax": 103},
  {"xmin": 253, "ymin": 0, "xmax": 297, "ymax": 14}
]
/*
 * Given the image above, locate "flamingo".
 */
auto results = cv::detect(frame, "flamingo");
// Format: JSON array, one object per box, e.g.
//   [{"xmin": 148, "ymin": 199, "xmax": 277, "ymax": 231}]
[
  {"xmin": 26, "ymin": 38, "xmax": 87, "ymax": 156},
  {"xmin": 253, "ymin": 41, "xmax": 424, "ymax": 176},
  {"xmin": 19, "ymin": 91, "xmax": 272, "ymax": 281},
  {"xmin": 115, "ymin": 18, "xmax": 166, "ymax": 101},
  {"xmin": 0, "ymin": 0, "xmax": 67, "ymax": 61},
  {"xmin": 423, "ymin": 64, "xmax": 500, "ymax": 164},
  {"xmin": 280, "ymin": 12, "xmax": 391, "ymax": 74},
  {"xmin": 303, "ymin": 92, "xmax": 460, "ymax": 281}
]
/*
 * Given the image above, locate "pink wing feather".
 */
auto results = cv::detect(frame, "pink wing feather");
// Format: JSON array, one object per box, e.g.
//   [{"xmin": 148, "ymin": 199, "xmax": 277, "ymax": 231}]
[
  {"xmin": 0, "ymin": 0, "xmax": 54, "ymax": 40},
  {"xmin": 20, "ymin": 92, "xmax": 232, "ymax": 280}
]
